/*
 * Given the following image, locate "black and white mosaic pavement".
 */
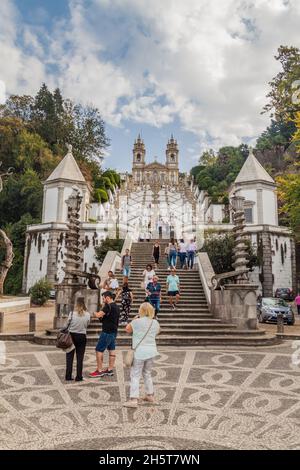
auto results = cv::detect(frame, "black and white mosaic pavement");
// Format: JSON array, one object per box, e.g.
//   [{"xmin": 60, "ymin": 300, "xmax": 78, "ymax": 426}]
[{"xmin": 1, "ymin": 341, "xmax": 300, "ymax": 450}]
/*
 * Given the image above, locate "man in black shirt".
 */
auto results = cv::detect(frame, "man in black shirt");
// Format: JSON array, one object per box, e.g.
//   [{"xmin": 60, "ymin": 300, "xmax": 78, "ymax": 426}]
[{"xmin": 89, "ymin": 291, "xmax": 120, "ymax": 378}]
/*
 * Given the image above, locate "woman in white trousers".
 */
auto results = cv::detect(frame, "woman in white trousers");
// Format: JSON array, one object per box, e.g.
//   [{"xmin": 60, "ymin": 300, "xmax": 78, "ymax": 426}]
[{"xmin": 123, "ymin": 302, "xmax": 160, "ymax": 408}]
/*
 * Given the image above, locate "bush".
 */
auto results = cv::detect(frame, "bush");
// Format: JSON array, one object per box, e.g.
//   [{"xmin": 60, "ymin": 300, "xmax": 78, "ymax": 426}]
[
  {"xmin": 95, "ymin": 238, "xmax": 124, "ymax": 263},
  {"xmin": 29, "ymin": 278, "xmax": 51, "ymax": 305},
  {"xmin": 93, "ymin": 188, "xmax": 109, "ymax": 203},
  {"xmin": 201, "ymin": 232, "xmax": 258, "ymax": 274}
]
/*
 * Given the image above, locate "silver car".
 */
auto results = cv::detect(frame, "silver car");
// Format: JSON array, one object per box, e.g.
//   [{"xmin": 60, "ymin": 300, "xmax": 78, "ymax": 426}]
[{"xmin": 257, "ymin": 297, "xmax": 295, "ymax": 325}]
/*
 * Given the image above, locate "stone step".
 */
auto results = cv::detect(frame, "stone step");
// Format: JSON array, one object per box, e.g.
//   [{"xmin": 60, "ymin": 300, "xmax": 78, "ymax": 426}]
[{"xmin": 34, "ymin": 333, "xmax": 279, "ymax": 347}]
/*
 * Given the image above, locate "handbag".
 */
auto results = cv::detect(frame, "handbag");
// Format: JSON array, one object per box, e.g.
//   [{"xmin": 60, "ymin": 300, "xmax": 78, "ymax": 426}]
[
  {"xmin": 124, "ymin": 319, "xmax": 154, "ymax": 368},
  {"xmin": 56, "ymin": 311, "xmax": 74, "ymax": 350}
]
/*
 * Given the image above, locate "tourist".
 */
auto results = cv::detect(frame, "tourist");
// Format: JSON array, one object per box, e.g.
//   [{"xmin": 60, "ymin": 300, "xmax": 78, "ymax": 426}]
[
  {"xmin": 121, "ymin": 248, "xmax": 132, "ymax": 277},
  {"xmin": 152, "ymin": 242, "xmax": 160, "ymax": 268},
  {"xmin": 166, "ymin": 268, "xmax": 181, "ymax": 310},
  {"xmin": 89, "ymin": 291, "xmax": 120, "ymax": 378},
  {"xmin": 115, "ymin": 277, "xmax": 133, "ymax": 326},
  {"xmin": 295, "ymin": 293, "xmax": 300, "ymax": 315},
  {"xmin": 142, "ymin": 264, "xmax": 156, "ymax": 290},
  {"xmin": 123, "ymin": 302, "xmax": 160, "ymax": 408},
  {"xmin": 164, "ymin": 244, "xmax": 170, "ymax": 268},
  {"xmin": 187, "ymin": 239, "xmax": 197, "ymax": 270},
  {"xmin": 101, "ymin": 270, "xmax": 119, "ymax": 299},
  {"xmin": 65, "ymin": 297, "xmax": 90, "ymax": 382},
  {"xmin": 168, "ymin": 238, "xmax": 178, "ymax": 270},
  {"xmin": 158, "ymin": 219, "xmax": 163, "ymax": 238},
  {"xmin": 178, "ymin": 238, "xmax": 187, "ymax": 269},
  {"xmin": 146, "ymin": 275, "xmax": 162, "ymax": 318}
]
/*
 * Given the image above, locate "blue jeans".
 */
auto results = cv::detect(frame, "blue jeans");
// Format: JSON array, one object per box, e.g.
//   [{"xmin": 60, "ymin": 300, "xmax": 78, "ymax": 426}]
[
  {"xmin": 169, "ymin": 250, "xmax": 177, "ymax": 267},
  {"xmin": 179, "ymin": 252, "xmax": 186, "ymax": 268},
  {"xmin": 150, "ymin": 298, "xmax": 160, "ymax": 315},
  {"xmin": 123, "ymin": 266, "xmax": 131, "ymax": 277},
  {"xmin": 96, "ymin": 332, "xmax": 117, "ymax": 352},
  {"xmin": 187, "ymin": 251, "xmax": 195, "ymax": 269}
]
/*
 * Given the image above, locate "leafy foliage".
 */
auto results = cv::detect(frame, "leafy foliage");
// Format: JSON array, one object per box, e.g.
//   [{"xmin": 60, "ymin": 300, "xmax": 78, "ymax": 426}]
[
  {"xmin": 201, "ymin": 232, "xmax": 258, "ymax": 274},
  {"xmin": 29, "ymin": 278, "xmax": 52, "ymax": 306},
  {"xmin": 0, "ymin": 83, "xmax": 115, "ymax": 294},
  {"xmin": 95, "ymin": 238, "xmax": 124, "ymax": 264},
  {"xmin": 191, "ymin": 145, "xmax": 248, "ymax": 201},
  {"xmin": 277, "ymin": 173, "xmax": 300, "ymax": 240},
  {"xmin": 262, "ymin": 46, "xmax": 300, "ymax": 121}
]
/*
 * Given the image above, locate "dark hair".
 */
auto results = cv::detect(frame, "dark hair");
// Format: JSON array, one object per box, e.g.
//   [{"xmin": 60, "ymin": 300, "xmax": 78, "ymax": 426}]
[
  {"xmin": 180, "ymin": 238, "xmax": 184, "ymax": 243},
  {"xmin": 102, "ymin": 291, "xmax": 114, "ymax": 299},
  {"xmin": 170, "ymin": 238, "xmax": 175, "ymax": 244},
  {"xmin": 146, "ymin": 264, "xmax": 152, "ymax": 270}
]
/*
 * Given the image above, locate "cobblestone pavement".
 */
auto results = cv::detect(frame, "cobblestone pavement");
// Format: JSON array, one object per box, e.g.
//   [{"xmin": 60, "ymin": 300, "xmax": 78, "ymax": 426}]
[{"xmin": 1, "ymin": 341, "xmax": 300, "ymax": 450}]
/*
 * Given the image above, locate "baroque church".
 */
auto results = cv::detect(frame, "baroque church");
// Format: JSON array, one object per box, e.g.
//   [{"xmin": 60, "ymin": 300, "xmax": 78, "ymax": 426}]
[
  {"xmin": 132, "ymin": 134, "xmax": 179, "ymax": 186},
  {"xmin": 22, "ymin": 136, "xmax": 297, "ymax": 298}
]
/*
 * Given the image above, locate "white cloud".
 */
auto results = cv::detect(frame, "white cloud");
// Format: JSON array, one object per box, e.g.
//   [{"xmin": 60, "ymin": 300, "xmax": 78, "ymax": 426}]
[
  {"xmin": 1, "ymin": 0, "xmax": 300, "ymax": 152},
  {"xmin": 0, "ymin": 80, "xmax": 6, "ymax": 104}
]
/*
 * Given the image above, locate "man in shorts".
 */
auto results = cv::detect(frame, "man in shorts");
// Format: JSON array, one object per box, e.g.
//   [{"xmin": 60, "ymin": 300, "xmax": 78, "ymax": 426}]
[
  {"xmin": 89, "ymin": 291, "xmax": 120, "ymax": 378},
  {"xmin": 166, "ymin": 268, "xmax": 180, "ymax": 310}
]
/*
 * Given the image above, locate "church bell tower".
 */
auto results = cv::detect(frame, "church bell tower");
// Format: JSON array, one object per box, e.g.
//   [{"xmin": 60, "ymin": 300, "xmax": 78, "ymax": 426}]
[
  {"xmin": 166, "ymin": 135, "xmax": 179, "ymax": 184},
  {"xmin": 132, "ymin": 134, "xmax": 145, "ymax": 185}
]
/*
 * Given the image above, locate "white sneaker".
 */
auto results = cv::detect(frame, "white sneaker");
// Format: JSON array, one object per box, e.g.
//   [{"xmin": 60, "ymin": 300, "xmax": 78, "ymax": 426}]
[{"xmin": 123, "ymin": 400, "xmax": 138, "ymax": 408}]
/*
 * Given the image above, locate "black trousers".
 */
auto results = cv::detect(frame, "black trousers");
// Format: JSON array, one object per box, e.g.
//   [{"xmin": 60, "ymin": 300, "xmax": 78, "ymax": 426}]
[{"xmin": 65, "ymin": 333, "xmax": 87, "ymax": 380}]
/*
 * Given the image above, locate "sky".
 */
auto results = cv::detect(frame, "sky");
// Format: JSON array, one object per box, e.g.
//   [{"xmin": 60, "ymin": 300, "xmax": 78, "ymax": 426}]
[{"xmin": 1, "ymin": 0, "xmax": 300, "ymax": 172}]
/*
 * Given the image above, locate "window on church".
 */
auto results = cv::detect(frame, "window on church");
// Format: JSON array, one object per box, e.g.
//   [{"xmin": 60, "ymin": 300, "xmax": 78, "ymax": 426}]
[
  {"xmin": 171, "ymin": 154, "xmax": 175, "ymax": 161},
  {"xmin": 39, "ymin": 260, "xmax": 42, "ymax": 271},
  {"xmin": 136, "ymin": 153, "xmax": 141, "ymax": 162},
  {"xmin": 244, "ymin": 208, "xmax": 253, "ymax": 223}
]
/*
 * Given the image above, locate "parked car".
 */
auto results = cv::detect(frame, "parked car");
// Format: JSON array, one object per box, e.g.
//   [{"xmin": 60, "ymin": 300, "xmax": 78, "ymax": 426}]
[
  {"xmin": 275, "ymin": 288, "xmax": 294, "ymax": 301},
  {"xmin": 257, "ymin": 297, "xmax": 295, "ymax": 325}
]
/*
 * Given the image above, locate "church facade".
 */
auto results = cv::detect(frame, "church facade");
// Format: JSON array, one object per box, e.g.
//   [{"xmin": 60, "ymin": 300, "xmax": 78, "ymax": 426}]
[{"xmin": 132, "ymin": 135, "xmax": 179, "ymax": 186}]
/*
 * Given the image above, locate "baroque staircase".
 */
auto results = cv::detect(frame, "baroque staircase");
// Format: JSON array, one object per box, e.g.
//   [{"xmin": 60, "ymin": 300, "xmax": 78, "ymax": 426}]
[{"xmin": 35, "ymin": 240, "xmax": 278, "ymax": 346}]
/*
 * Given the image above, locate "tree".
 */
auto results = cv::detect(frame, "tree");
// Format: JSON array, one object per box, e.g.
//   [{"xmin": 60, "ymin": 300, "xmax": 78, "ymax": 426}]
[
  {"xmin": 262, "ymin": 46, "xmax": 300, "ymax": 121},
  {"xmin": 201, "ymin": 232, "xmax": 258, "ymax": 274},
  {"xmin": 292, "ymin": 111, "xmax": 300, "ymax": 153},
  {"xmin": 277, "ymin": 173, "xmax": 300, "ymax": 240},
  {"xmin": 95, "ymin": 238, "xmax": 124, "ymax": 264},
  {"xmin": 256, "ymin": 119, "xmax": 296, "ymax": 151}
]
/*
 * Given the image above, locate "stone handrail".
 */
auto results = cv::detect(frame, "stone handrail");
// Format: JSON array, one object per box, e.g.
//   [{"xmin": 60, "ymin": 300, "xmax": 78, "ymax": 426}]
[
  {"xmin": 98, "ymin": 251, "xmax": 122, "ymax": 280},
  {"xmin": 196, "ymin": 252, "xmax": 215, "ymax": 309}
]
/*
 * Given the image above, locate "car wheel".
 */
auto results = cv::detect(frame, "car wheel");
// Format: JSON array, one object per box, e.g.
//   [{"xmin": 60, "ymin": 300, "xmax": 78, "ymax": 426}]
[{"xmin": 287, "ymin": 319, "xmax": 295, "ymax": 326}]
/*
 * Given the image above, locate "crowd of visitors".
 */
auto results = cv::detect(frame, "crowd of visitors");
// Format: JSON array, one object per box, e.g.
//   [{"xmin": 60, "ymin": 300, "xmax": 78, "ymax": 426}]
[{"xmin": 63, "ymin": 237, "xmax": 197, "ymax": 407}]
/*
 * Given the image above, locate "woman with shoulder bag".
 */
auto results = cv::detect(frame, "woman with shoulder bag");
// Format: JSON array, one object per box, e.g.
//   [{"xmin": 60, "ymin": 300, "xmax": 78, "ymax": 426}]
[
  {"xmin": 65, "ymin": 297, "xmax": 90, "ymax": 382},
  {"xmin": 123, "ymin": 302, "xmax": 160, "ymax": 408}
]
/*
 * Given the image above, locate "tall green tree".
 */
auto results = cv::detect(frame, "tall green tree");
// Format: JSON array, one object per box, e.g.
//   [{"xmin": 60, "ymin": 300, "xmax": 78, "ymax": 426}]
[{"xmin": 262, "ymin": 45, "xmax": 300, "ymax": 121}]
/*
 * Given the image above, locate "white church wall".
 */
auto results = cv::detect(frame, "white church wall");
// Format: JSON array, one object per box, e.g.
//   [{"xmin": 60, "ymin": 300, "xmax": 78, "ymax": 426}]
[
  {"xmin": 26, "ymin": 232, "xmax": 49, "ymax": 291},
  {"xmin": 237, "ymin": 188, "xmax": 257, "ymax": 223},
  {"xmin": 262, "ymin": 189, "xmax": 277, "ymax": 226},
  {"xmin": 43, "ymin": 188, "xmax": 58, "ymax": 223},
  {"xmin": 271, "ymin": 233, "xmax": 293, "ymax": 292}
]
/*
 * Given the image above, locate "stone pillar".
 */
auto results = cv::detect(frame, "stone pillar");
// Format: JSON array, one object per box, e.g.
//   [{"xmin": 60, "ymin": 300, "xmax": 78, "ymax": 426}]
[
  {"xmin": 57, "ymin": 185, "xmax": 65, "ymax": 222},
  {"xmin": 256, "ymin": 188, "xmax": 264, "ymax": 224},
  {"xmin": 260, "ymin": 230, "xmax": 273, "ymax": 297},
  {"xmin": 290, "ymin": 238, "xmax": 297, "ymax": 295},
  {"xmin": 42, "ymin": 186, "xmax": 47, "ymax": 223},
  {"xmin": 47, "ymin": 230, "xmax": 60, "ymax": 287}
]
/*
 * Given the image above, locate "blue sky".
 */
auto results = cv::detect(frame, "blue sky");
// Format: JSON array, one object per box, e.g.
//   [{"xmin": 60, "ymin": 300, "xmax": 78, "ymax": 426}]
[{"xmin": 1, "ymin": 0, "xmax": 300, "ymax": 172}]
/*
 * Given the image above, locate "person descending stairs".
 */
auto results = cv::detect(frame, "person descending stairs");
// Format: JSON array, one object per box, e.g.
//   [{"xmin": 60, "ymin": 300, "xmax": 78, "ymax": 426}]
[{"xmin": 38, "ymin": 239, "xmax": 278, "ymax": 347}]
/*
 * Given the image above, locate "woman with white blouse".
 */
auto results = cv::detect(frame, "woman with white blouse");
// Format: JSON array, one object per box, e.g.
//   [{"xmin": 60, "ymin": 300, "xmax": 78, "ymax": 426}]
[
  {"xmin": 123, "ymin": 302, "xmax": 160, "ymax": 408},
  {"xmin": 142, "ymin": 264, "xmax": 156, "ymax": 290}
]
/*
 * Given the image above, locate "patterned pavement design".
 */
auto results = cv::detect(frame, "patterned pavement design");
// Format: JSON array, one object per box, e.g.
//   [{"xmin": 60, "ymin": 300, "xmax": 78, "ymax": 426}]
[{"xmin": 1, "ymin": 341, "xmax": 300, "ymax": 450}]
